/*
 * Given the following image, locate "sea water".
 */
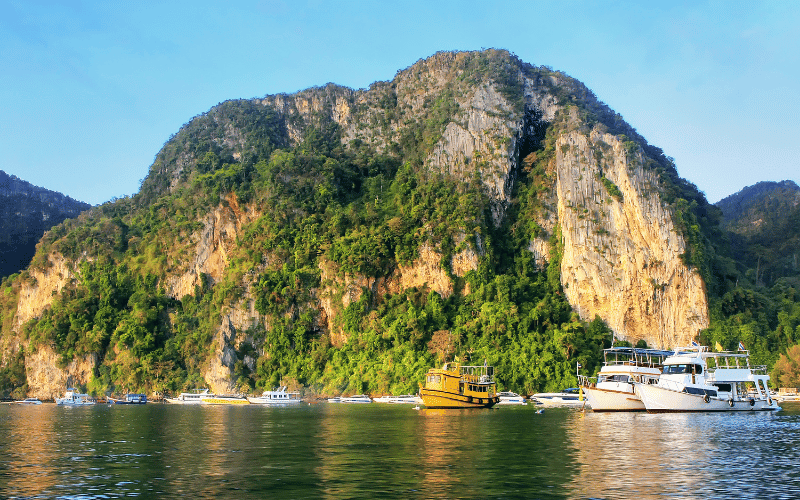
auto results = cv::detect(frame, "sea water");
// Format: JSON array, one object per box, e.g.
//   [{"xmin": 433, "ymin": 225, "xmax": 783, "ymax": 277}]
[{"xmin": 1, "ymin": 402, "xmax": 799, "ymax": 499}]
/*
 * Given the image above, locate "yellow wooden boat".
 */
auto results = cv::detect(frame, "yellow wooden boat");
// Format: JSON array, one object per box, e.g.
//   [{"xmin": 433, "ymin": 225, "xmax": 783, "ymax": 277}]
[{"xmin": 420, "ymin": 362, "xmax": 499, "ymax": 409}]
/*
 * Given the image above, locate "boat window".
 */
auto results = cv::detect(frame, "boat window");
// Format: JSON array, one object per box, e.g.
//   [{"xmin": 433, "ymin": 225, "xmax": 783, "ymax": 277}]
[
  {"xmin": 663, "ymin": 364, "xmax": 697, "ymax": 375},
  {"xmin": 714, "ymin": 383, "xmax": 732, "ymax": 392}
]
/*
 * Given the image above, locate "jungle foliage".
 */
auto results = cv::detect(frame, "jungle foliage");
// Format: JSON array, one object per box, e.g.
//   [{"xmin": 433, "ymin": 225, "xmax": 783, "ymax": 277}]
[{"xmin": 1, "ymin": 49, "xmax": 799, "ymax": 398}]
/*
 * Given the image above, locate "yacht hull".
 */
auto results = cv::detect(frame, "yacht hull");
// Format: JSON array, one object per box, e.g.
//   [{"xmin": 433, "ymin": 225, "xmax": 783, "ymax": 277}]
[
  {"xmin": 420, "ymin": 388, "xmax": 498, "ymax": 409},
  {"xmin": 635, "ymin": 383, "xmax": 781, "ymax": 412},
  {"xmin": 582, "ymin": 385, "xmax": 644, "ymax": 412}
]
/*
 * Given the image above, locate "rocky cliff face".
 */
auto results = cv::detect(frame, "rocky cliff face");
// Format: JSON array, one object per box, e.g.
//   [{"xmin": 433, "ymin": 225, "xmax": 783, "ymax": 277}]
[
  {"xmin": 5, "ymin": 50, "xmax": 715, "ymax": 397},
  {"xmin": 548, "ymin": 125, "xmax": 708, "ymax": 347}
]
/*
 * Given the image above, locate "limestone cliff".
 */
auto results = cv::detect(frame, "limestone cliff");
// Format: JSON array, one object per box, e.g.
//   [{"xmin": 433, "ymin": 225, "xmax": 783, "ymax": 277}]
[
  {"xmin": 2, "ymin": 50, "xmax": 718, "ymax": 398},
  {"xmin": 547, "ymin": 125, "xmax": 708, "ymax": 347}
]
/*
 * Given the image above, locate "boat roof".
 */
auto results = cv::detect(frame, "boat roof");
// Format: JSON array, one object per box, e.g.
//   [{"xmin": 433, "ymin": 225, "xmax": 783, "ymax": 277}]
[{"xmin": 604, "ymin": 347, "xmax": 673, "ymax": 357}]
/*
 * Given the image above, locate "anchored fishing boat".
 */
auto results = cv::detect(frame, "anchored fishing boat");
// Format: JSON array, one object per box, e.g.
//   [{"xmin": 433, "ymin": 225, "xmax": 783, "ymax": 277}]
[
  {"xmin": 634, "ymin": 345, "xmax": 781, "ymax": 412},
  {"xmin": 419, "ymin": 362, "xmax": 499, "ymax": 409},
  {"xmin": 579, "ymin": 347, "xmax": 673, "ymax": 411}
]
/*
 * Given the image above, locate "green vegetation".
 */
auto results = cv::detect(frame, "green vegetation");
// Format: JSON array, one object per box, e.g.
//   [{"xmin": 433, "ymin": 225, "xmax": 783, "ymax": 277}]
[{"xmin": 1, "ymin": 49, "xmax": 799, "ymax": 399}]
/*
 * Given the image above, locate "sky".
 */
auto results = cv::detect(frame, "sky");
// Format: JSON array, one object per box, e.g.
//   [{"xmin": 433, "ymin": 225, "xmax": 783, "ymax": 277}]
[{"xmin": 1, "ymin": 0, "xmax": 798, "ymax": 206}]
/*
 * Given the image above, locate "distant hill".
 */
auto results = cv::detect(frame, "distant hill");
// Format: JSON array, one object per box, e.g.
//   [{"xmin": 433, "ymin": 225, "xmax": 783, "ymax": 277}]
[
  {"xmin": 0, "ymin": 170, "xmax": 91, "ymax": 278},
  {"xmin": 715, "ymin": 180, "xmax": 800, "ymax": 286}
]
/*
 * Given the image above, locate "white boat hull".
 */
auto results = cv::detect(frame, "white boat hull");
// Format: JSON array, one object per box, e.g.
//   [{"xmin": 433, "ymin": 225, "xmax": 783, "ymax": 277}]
[
  {"xmin": 247, "ymin": 397, "xmax": 303, "ymax": 404},
  {"xmin": 636, "ymin": 383, "xmax": 781, "ymax": 412},
  {"xmin": 582, "ymin": 384, "xmax": 644, "ymax": 412}
]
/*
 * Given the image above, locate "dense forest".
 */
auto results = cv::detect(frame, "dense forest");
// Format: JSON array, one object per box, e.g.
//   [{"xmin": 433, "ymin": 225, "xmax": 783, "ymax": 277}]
[{"xmin": 2, "ymin": 50, "xmax": 800, "ymax": 399}]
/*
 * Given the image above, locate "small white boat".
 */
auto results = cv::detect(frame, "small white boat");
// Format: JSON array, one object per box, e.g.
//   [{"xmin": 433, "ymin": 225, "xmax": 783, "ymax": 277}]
[
  {"xmin": 329, "ymin": 394, "xmax": 372, "ymax": 403},
  {"xmin": 372, "ymin": 394, "xmax": 423, "ymax": 404},
  {"xmin": 634, "ymin": 345, "xmax": 781, "ymax": 413},
  {"xmin": 530, "ymin": 388, "xmax": 586, "ymax": 407},
  {"xmin": 108, "ymin": 393, "xmax": 148, "ymax": 405},
  {"xmin": 579, "ymin": 347, "xmax": 673, "ymax": 412},
  {"xmin": 56, "ymin": 388, "xmax": 95, "ymax": 406},
  {"xmin": 166, "ymin": 389, "xmax": 213, "ymax": 404},
  {"xmin": 774, "ymin": 390, "xmax": 800, "ymax": 403},
  {"xmin": 247, "ymin": 386, "xmax": 303, "ymax": 405},
  {"xmin": 15, "ymin": 398, "xmax": 42, "ymax": 405},
  {"xmin": 496, "ymin": 391, "xmax": 527, "ymax": 405}
]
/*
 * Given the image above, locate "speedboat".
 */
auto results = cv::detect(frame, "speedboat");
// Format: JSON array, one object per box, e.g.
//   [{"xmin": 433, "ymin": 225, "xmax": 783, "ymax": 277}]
[
  {"xmin": 339, "ymin": 395, "xmax": 372, "ymax": 403},
  {"xmin": 419, "ymin": 362, "xmax": 499, "ymax": 409},
  {"xmin": 633, "ymin": 345, "xmax": 781, "ymax": 412},
  {"xmin": 247, "ymin": 386, "xmax": 303, "ymax": 405},
  {"xmin": 579, "ymin": 347, "xmax": 673, "ymax": 411},
  {"xmin": 56, "ymin": 388, "xmax": 95, "ymax": 406},
  {"xmin": 530, "ymin": 388, "xmax": 586, "ymax": 407},
  {"xmin": 373, "ymin": 394, "xmax": 424, "ymax": 404},
  {"xmin": 108, "ymin": 394, "xmax": 148, "ymax": 404},
  {"xmin": 166, "ymin": 389, "xmax": 213, "ymax": 404},
  {"xmin": 15, "ymin": 398, "xmax": 42, "ymax": 405},
  {"xmin": 496, "ymin": 391, "xmax": 527, "ymax": 405}
]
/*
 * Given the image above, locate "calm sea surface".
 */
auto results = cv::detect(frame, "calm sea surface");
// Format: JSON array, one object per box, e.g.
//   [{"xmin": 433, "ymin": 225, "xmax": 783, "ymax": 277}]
[{"xmin": 2, "ymin": 401, "xmax": 800, "ymax": 499}]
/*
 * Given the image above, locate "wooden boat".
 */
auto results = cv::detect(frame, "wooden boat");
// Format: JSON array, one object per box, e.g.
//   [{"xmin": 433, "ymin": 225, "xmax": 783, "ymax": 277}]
[{"xmin": 419, "ymin": 362, "xmax": 499, "ymax": 409}]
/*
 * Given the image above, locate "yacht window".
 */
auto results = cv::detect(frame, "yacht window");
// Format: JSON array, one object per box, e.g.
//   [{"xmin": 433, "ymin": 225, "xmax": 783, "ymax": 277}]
[{"xmin": 714, "ymin": 383, "xmax": 732, "ymax": 392}]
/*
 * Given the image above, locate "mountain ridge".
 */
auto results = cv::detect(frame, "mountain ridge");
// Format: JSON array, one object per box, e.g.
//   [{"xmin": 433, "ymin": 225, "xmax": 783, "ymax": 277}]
[{"xmin": 3, "ymin": 49, "xmax": 789, "ymax": 400}]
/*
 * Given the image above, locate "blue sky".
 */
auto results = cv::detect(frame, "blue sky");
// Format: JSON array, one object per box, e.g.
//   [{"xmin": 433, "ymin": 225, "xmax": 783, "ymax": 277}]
[{"xmin": 1, "ymin": 0, "xmax": 798, "ymax": 205}]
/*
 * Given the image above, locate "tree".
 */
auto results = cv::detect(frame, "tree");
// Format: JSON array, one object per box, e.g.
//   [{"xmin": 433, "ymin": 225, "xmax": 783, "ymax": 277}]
[{"xmin": 771, "ymin": 344, "xmax": 800, "ymax": 388}]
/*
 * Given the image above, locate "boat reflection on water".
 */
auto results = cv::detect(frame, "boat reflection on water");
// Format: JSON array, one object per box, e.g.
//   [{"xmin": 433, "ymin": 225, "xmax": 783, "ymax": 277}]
[
  {"xmin": 416, "ymin": 408, "xmax": 487, "ymax": 498},
  {"xmin": 565, "ymin": 411, "xmax": 781, "ymax": 498}
]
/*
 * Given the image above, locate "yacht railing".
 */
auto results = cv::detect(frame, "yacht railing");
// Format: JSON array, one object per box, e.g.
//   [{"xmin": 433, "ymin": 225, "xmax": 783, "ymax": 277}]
[
  {"xmin": 459, "ymin": 365, "xmax": 495, "ymax": 384},
  {"xmin": 578, "ymin": 375, "xmax": 595, "ymax": 388}
]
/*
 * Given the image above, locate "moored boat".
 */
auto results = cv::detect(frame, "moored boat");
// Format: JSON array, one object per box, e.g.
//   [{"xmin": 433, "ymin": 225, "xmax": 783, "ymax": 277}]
[
  {"xmin": 166, "ymin": 389, "xmax": 213, "ymax": 404},
  {"xmin": 108, "ymin": 394, "xmax": 148, "ymax": 405},
  {"xmin": 419, "ymin": 362, "xmax": 499, "ymax": 409},
  {"xmin": 15, "ymin": 398, "xmax": 42, "ymax": 405},
  {"xmin": 633, "ymin": 345, "xmax": 781, "ymax": 413},
  {"xmin": 201, "ymin": 394, "xmax": 250, "ymax": 405},
  {"xmin": 56, "ymin": 388, "xmax": 95, "ymax": 406},
  {"xmin": 496, "ymin": 391, "xmax": 527, "ymax": 405},
  {"xmin": 247, "ymin": 386, "xmax": 303, "ymax": 405},
  {"xmin": 373, "ymin": 394, "xmax": 424, "ymax": 404},
  {"xmin": 578, "ymin": 347, "xmax": 673, "ymax": 412},
  {"xmin": 530, "ymin": 388, "xmax": 586, "ymax": 407}
]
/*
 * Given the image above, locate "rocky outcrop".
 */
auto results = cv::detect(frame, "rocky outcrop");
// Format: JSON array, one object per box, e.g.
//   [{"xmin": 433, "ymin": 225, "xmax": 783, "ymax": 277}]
[
  {"xmin": 541, "ymin": 125, "xmax": 709, "ymax": 347},
  {"xmin": 15, "ymin": 253, "xmax": 78, "ymax": 329}
]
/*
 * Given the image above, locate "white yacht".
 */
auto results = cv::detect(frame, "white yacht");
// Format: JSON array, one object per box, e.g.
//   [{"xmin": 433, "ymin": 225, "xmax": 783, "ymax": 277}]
[
  {"xmin": 15, "ymin": 398, "xmax": 42, "ymax": 405},
  {"xmin": 530, "ymin": 388, "xmax": 586, "ymax": 407},
  {"xmin": 579, "ymin": 347, "xmax": 673, "ymax": 412},
  {"xmin": 56, "ymin": 388, "xmax": 95, "ymax": 406},
  {"xmin": 166, "ymin": 388, "xmax": 214, "ymax": 404},
  {"xmin": 247, "ymin": 386, "xmax": 303, "ymax": 405},
  {"xmin": 634, "ymin": 345, "xmax": 781, "ymax": 412},
  {"xmin": 496, "ymin": 391, "xmax": 527, "ymax": 405},
  {"xmin": 329, "ymin": 394, "xmax": 372, "ymax": 403},
  {"xmin": 373, "ymin": 394, "xmax": 423, "ymax": 404}
]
